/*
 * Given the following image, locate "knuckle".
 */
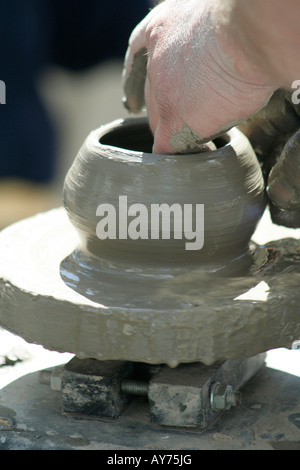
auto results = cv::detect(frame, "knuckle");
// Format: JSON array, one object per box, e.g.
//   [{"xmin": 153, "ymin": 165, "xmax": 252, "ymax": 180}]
[{"xmin": 145, "ymin": 22, "xmax": 163, "ymax": 48}]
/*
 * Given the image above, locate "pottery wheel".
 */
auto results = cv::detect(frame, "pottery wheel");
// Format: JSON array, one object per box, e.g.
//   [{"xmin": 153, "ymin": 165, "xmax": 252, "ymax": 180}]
[{"xmin": 0, "ymin": 206, "xmax": 300, "ymax": 367}]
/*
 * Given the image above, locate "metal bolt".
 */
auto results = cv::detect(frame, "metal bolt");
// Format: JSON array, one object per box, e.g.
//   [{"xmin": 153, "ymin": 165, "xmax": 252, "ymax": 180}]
[
  {"xmin": 39, "ymin": 368, "xmax": 150, "ymax": 396},
  {"xmin": 292, "ymin": 340, "xmax": 300, "ymax": 350},
  {"xmin": 50, "ymin": 365, "xmax": 65, "ymax": 391},
  {"xmin": 39, "ymin": 367, "xmax": 242, "ymax": 414},
  {"xmin": 38, "ymin": 365, "xmax": 65, "ymax": 391},
  {"xmin": 210, "ymin": 382, "xmax": 242, "ymax": 411},
  {"xmin": 123, "ymin": 379, "xmax": 242, "ymax": 414},
  {"xmin": 120, "ymin": 379, "xmax": 149, "ymax": 397}
]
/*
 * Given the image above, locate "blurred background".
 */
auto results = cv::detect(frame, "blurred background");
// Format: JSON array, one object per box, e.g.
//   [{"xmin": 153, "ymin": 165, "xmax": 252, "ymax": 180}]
[{"xmin": 0, "ymin": 0, "xmax": 151, "ymax": 228}]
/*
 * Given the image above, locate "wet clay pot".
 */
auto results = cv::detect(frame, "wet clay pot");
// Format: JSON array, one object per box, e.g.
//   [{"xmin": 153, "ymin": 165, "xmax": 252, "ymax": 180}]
[
  {"xmin": 63, "ymin": 117, "xmax": 266, "ymax": 267},
  {"xmin": 2, "ymin": 118, "xmax": 300, "ymax": 367}
]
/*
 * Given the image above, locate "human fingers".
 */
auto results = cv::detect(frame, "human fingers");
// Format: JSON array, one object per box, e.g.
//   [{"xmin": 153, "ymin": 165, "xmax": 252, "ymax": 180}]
[
  {"xmin": 267, "ymin": 130, "xmax": 300, "ymax": 212},
  {"xmin": 122, "ymin": 5, "xmax": 162, "ymax": 113}
]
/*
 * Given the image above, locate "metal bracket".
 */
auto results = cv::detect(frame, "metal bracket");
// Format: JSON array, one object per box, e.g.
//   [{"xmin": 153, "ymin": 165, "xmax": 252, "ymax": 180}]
[{"xmin": 39, "ymin": 354, "xmax": 266, "ymax": 428}]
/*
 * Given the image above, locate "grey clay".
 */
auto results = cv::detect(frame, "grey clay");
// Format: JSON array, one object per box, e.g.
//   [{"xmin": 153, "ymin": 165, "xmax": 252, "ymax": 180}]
[{"xmin": 0, "ymin": 118, "xmax": 300, "ymax": 366}]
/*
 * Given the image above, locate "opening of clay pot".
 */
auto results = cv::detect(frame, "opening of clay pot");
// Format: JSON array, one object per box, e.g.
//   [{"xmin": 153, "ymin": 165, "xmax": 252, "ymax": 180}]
[
  {"xmin": 100, "ymin": 120, "xmax": 154, "ymax": 153},
  {"xmin": 99, "ymin": 120, "xmax": 230, "ymax": 153}
]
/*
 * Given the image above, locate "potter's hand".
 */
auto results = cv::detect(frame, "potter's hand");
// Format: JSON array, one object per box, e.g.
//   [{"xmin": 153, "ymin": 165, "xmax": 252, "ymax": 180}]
[
  {"xmin": 122, "ymin": 0, "xmax": 277, "ymax": 154},
  {"xmin": 267, "ymin": 130, "xmax": 300, "ymax": 227},
  {"xmin": 239, "ymin": 89, "xmax": 300, "ymax": 228}
]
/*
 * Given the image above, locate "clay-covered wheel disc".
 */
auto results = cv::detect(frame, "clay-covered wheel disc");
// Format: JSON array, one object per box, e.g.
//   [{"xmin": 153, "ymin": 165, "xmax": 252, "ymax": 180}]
[{"xmin": 0, "ymin": 208, "xmax": 300, "ymax": 366}]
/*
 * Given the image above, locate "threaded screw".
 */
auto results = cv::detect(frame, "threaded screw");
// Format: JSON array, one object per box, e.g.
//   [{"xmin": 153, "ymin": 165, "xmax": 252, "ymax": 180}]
[{"xmin": 120, "ymin": 379, "xmax": 149, "ymax": 397}]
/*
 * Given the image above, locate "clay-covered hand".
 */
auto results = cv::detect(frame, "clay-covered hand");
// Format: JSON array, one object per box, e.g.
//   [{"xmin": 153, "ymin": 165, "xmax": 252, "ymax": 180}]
[
  {"xmin": 122, "ymin": 0, "xmax": 277, "ymax": 154},
  {"xmin": 239, "ymin": 89, "xmax": 300, "ymax": 228}
]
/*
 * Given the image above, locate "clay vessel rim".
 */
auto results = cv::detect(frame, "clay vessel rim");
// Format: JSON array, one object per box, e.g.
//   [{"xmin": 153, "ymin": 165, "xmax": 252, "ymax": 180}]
[{"xmin": 86, "ymin": 117, "xmax": 246, "ymax": 163}]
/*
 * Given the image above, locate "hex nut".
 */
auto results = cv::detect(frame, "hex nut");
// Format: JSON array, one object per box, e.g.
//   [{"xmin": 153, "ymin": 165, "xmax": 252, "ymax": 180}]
[{"xmin": 210, "ymin": 382, "xmax": 242, "ymax": 411}]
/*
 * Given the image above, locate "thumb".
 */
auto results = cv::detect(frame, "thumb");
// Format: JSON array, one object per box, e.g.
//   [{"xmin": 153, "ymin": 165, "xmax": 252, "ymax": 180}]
[{"xmin": 122, "ymin": 47, "xmax": 148, "ymax": 113}]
